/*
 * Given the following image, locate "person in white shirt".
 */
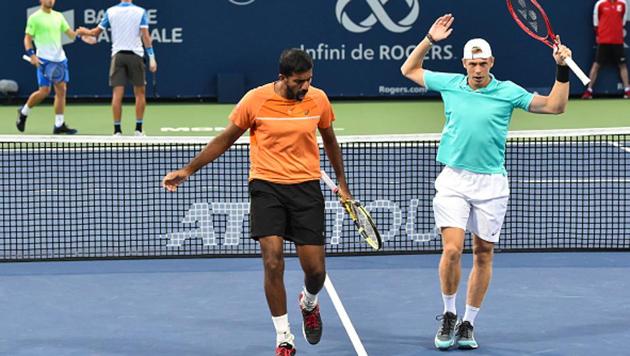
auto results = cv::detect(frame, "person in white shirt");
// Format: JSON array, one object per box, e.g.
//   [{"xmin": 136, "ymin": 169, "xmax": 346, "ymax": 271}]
[{"xmin": 77, "ymin": 0, "xmax": 157, "ymax": 136}]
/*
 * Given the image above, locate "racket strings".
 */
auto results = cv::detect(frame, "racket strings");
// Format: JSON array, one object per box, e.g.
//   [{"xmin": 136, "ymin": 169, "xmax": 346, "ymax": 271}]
[
  {"xmin": 355, "ymin": 207, "xmax": 378, "ymax": 244},
  {"xmin": 507, "ymin": 0, "xmax": 549, "ymax": 37}
]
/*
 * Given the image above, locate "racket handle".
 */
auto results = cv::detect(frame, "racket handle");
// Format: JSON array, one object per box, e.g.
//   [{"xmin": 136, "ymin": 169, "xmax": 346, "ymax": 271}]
[
  {"xmin": 22, "ymin": 54, "xmax": 32, "ymax": 63},
  {"xmin": 320, "ymin": 170, "xmax": 339, "ymax": 193},
  {"xmin": 564, "ymin": 57, "xmax": 590, "ymax": 86}
]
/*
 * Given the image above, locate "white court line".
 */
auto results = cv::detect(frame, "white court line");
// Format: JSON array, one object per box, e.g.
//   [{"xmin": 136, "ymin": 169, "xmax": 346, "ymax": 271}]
[
  {"xmin": 324, "ymin": 274, "xmax": 368, "ymax": 356},
  {"xmin": 608, "ymin": 142, "xmax": 630, "ymax": 154}
]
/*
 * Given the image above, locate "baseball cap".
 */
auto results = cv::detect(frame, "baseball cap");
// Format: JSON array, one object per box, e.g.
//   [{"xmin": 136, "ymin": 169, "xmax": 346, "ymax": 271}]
[{"xmin": 463, "ymin": 38, "xmax": 493, "ymax": 59}]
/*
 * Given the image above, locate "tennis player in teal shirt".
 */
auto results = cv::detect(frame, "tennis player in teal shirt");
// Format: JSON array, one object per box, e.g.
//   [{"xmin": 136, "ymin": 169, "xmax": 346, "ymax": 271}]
[{"xmin": 401, "ymin": 14, "xmax": 571, "ymax": 350}]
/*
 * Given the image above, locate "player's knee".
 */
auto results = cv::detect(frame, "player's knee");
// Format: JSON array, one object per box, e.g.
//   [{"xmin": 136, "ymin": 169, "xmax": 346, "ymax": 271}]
[
  {"xmin": 442, "ymin": 245, "xmax": 462, "ymax": 262},
  {"xmin": 55, "ymin": 87, "xmax": 67, "ymax": 97},
  {"xmin": 263, "ymin": 253, "xmax": 284, "ymax": 276},
  {"xmin": 39, "ymin": 87, "xmax": 51, "ymax": 96},
  {"xmin": 304, "ymin": 267, "xmax": 325, "ymax": 284},
  {"xmin": 472, "ymin": 247, "xmax": 493, "ymax": 266}
]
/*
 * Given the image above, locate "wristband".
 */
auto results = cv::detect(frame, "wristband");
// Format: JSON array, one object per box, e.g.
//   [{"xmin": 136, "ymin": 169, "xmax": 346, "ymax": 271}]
[
  {"xmin": 556, "ymin": 64, "xmax": 569, "ymax": 83},
  {"xmin": 426, "ymin": 33, "xmax": 436, "ymax": 45},
  {"xmin": 146, "ymin": 47, "xmax": 155, "ymax": 58},
  {"xmin": 26, "ymin": 48, "xmax": 35, "ymax": 56}
]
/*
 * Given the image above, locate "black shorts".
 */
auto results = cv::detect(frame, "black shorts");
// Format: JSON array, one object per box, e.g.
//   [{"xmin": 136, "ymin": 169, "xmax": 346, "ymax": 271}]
[
  {"xmin": 595, "ymin": 44, "xmax": 627, "ymax": 65},
  {"xmin": 249, "ymin": 179, "xmax": 325, "ymax": 245},
  {"xmin": 109, "ymin": 51, "xmax": 146, "ymax": 87}
]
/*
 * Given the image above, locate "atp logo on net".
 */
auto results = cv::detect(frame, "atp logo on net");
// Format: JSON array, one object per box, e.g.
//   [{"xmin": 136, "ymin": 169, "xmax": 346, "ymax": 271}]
[{"xmin": 336, "ymin": 0, "xmax": 420, "ymax": 33}]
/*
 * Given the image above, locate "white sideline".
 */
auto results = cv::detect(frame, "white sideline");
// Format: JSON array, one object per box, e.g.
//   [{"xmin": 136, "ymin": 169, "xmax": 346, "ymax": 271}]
[{"xmin": 324, "ymin": 274, "xmax": 368, "ymax": 356}]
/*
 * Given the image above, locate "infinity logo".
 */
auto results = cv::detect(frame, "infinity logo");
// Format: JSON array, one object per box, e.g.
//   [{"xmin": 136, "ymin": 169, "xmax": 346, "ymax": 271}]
[
  {"xmin": 336, "ymin": 0, "xmax": 420, "ymax": 33},
  {"xmin": 229, "ymin": 0, "xmax": 256, "ymax": 5}
]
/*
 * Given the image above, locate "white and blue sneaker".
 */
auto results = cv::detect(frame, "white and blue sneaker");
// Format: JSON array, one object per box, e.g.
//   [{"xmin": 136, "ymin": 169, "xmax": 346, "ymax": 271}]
[
  {"xmin": 434, "ymin": 312, "xmax": 457, "ymax": 350},
  {"xmin": 455, "ymin": 320, "xmax": 479, "ymax": 349}
]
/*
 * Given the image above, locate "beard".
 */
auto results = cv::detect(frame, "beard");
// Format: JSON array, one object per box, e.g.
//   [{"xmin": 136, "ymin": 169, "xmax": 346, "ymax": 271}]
[{"xmin": 286, "ymin": 87, "xmax": 307, "ymax": 101}]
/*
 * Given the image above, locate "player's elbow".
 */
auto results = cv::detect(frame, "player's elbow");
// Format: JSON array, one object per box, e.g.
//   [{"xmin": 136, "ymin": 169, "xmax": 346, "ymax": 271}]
[
  {"xmin": 400, "ymin": 66, "xmax": 410, "ymax": 77},
  {"xmin": 550, "ymin": 103, "xmax": 566, "ymax": 115}
]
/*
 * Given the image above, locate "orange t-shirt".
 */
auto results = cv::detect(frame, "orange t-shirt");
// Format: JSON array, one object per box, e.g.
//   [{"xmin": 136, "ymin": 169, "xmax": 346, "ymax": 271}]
[{"xmin": 229, "ymin": 83, "xmax": 335, "ymax": 184}]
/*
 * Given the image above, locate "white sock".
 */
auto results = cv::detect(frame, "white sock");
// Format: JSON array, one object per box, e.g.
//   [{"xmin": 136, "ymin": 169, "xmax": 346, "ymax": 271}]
[
  {"xmin": 301, "ymin": 287, "xmax": 318, "ymax": 311},
  {"xmin": 463, "ymin": 304, "xmax": 480, "ymax": 326},
  {"xmin": 442, "ymin": 293, "xmax": 456, "ymax": 315},
  {"xmin": 55, "ymin": 115, "xmax": 64, "ymax": 128},
  {"xmin": 271, "ymin": 314, "xmax": 294, "ymax": 346},
  {"xmin": 21, "ymin": 105, "xmax": 31, "ymax": 116},
  {"xmin": 586, "ymin": 87, "xmax": 593, "ymax": 93},
  {"xmin": 625, "ymin": 87, "xmax": 630, "ymax": 91}
]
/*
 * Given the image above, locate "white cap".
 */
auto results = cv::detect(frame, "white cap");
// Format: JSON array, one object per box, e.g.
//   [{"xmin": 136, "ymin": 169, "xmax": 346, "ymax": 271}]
[{"xmin": 463, "ymin": 38, "xmax": 493, "ymax": 59}]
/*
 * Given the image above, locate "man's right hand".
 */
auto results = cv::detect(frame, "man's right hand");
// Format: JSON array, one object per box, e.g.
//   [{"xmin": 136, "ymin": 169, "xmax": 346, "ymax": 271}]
[
  {"xmin": 76, "ymin": 26, "xmax": 89, "ymax": 36},
  {"xmin": 29, "ymin": 55, "xmax": 40, "ymax": 67},
  {"xmin": 161, "ymin": 168, "xmax": 192, "ymax": 192},
  {"xmin": 428, "ymin": 14, "xmax": 455, "ymax": 42}
]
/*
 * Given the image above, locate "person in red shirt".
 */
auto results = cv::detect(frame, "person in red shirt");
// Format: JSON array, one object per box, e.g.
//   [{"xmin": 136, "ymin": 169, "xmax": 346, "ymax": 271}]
[
  {"xmin": 162, "ymin": 49, "xmax": 352, "ymax": 356},
  {"xmin": 582, "ymin": 0, "xmax": 630, "ymax": 99}
]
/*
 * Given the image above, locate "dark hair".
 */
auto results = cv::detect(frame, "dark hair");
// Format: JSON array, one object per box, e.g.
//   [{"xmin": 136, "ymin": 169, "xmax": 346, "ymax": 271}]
[{"xmin": 278, "ymin": 49, "xmax": 313, "ymax": 77}]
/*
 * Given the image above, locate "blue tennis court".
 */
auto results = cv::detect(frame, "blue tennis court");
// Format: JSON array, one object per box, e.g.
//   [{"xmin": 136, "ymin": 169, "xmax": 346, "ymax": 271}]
[
  {"xmin": 1, "ymin": 252, "xmax": 628, "ymax": 355},
  {"xmin": 0, "ymin": 130, "xmax": 629, "ymax": 355}
]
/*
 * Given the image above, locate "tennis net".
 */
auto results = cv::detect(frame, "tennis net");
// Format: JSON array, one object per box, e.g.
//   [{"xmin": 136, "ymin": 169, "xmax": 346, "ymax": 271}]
[{"xmin": 1, "ymin": 128, "xmax": 629, "ymax": 261}]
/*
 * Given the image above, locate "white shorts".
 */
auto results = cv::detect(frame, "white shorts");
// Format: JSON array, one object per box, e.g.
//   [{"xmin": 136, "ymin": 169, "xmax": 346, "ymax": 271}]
[{"xmin": 433, "ymin": 166, "xmax": 510, "ymax": 243}]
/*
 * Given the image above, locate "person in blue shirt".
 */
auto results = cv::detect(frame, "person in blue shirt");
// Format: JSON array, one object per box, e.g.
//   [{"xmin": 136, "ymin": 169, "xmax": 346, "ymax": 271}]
[{"xmin": 401, "ymin": 14, "xmax": 571, "ymax": 350}]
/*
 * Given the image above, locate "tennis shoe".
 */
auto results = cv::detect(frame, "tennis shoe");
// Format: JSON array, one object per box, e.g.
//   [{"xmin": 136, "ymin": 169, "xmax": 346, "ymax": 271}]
[
  {"xmin": 53, "ymin": 123, "xmax": 77, "ymax": 135},
  {"xmin": 624, "ymin": 89, "xmax": 630, "ymax": 99},
  {"xmin": 455, "ymin": 320, "xmax": 479, "ymax": 350},
  {"xmin": 581, "ymin": 89, "xmax": 593, "ymax": 99},
  {"xmin": 134, "ymin": 130, "xmax": 146, "ymax": 137},
  {"xmin": 275, "ymin": 342, "xmax": 296, "ymax": 356},
  {"xmin": 434, "ymin": 312, "xmax": 457, "ymax": 350},
  {"xmin": 16, "ymin": 109, "xmax": 27, "ymax": 132},
  {"xmin": 299, "ymin": 292, "xmax": 322, "ymax": 345},
  {"xmin": 113, "ymin": 132, "xmax": 122, "ymax": 137}
]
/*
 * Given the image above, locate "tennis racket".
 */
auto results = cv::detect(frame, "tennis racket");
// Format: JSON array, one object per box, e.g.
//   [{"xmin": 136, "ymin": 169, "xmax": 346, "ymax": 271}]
[
  {"xmin": 144, "ymin": 56, "xmax": 159, "ymax": 98},
  {"xmin": 506, "ymin": 0, "xmax": 590, "ymax": 85},
  {"xmin": 320, "ymin": 170, "xmax": 382, "ymax": 251},
  {"xmin": 151, "ymin": 70, "xmax": 159, "ymax": 98}
]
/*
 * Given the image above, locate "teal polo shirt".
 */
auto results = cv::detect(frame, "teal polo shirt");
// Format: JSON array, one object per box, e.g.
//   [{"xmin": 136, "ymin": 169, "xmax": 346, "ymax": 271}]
[{"xmin": 424, "ymin": 70, "xmax": 535, "ymax": 175}]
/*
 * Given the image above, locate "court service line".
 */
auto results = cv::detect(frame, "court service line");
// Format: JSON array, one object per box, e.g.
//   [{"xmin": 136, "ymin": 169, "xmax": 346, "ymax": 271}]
[{"xmin": 324, "ymin": 274, "xmax": 368, "ymax": 356}]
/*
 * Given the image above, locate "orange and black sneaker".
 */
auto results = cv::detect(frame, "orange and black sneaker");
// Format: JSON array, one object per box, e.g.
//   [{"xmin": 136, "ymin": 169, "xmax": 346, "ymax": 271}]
[
  {"xmin": 275, "ymin": 342, "xmax": 296, "ymax": 356},
  {"xmin": 299, "ymin": 292, "xmax": 322, "ymax": 345}
]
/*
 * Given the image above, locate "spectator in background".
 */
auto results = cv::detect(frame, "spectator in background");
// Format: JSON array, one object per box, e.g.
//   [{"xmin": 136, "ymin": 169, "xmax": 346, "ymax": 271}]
[
  {"xmin": 582, "ymin": 0, "xmax": 630, "ymax": 99},
  {"xmin": 77, "ymin": 0, "xmax": 157, "ymax": 136}
]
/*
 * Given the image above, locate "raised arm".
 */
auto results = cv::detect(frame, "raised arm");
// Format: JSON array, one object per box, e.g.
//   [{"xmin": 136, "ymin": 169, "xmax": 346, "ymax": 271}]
[
  {"xmin": 528, "ymin": 36, "xmax": 571, "ymax": 115},
  {"xmin": 161, "ymin": 123, "xmax": 247, "ymax": 192},
  {"xmin": 400, "ymin": 14, "xmax": 454, "ymax": 87},
  {"xmin": 76, "ymin": 26, "xmax": 103, "ymax": 38},
  {"xmin": 64, "ymin": 28, "xmax": 97, "ymax": 45},
  {"xmin": 319, "ymin": 125, "xmax": 352, "ymax": 201}
]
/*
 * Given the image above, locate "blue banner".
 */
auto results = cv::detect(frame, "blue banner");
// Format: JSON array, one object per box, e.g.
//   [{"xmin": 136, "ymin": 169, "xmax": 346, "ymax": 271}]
[{"xmin": 1, "ymin": 0, "xmax": 628, "ymax": 98}]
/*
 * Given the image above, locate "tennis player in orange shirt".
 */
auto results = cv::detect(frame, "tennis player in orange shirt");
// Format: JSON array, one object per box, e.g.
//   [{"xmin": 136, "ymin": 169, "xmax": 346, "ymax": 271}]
[{"xmin": 162, "ymin": 49, "xmax": 352, "ymax": 356}]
